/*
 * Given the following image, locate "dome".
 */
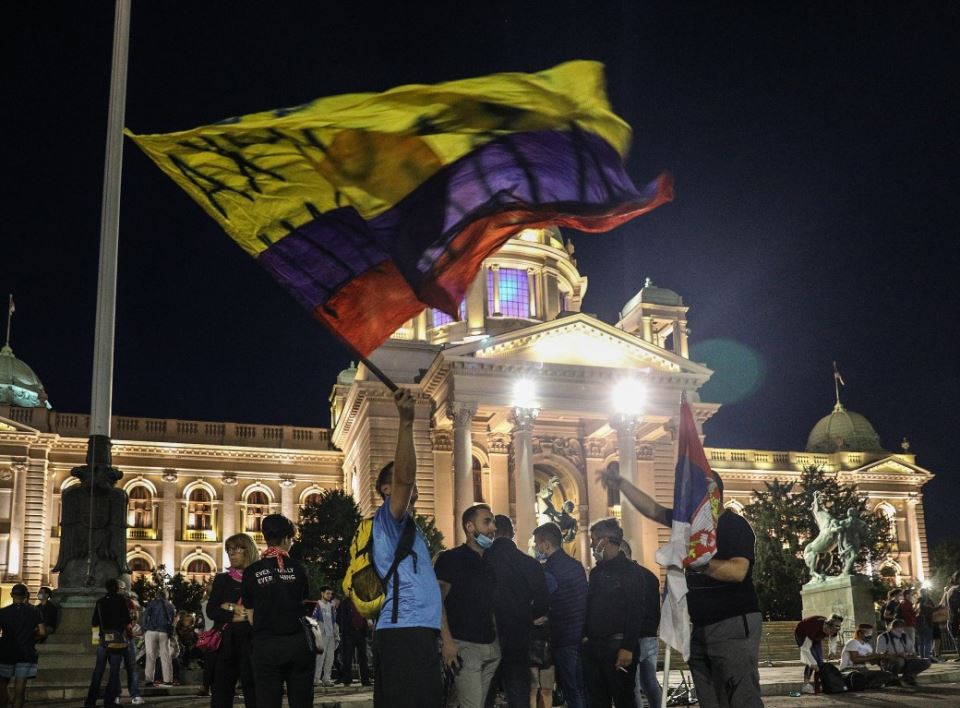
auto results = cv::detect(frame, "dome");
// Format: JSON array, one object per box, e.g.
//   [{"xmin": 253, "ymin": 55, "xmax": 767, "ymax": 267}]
[
  {"xmin": 620, "ymin": 277, "xmax": 683, "ymax": 314},
  {"xmin": 805, "ymin": 403, "xmax": 884, "ymax": 453},
  {"xmin": 336, "ymin": 361, "xmax": 358, "ymax": 386},
  {"xmin": 0, "ymin": 344, "xmax": 51, "ymax": 409}
]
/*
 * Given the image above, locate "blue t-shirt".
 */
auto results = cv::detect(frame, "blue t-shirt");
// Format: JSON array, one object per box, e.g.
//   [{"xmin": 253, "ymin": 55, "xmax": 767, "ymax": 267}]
[{"xmin": 373, "ymin": 498, "xmax": 441, "ymax": 631}]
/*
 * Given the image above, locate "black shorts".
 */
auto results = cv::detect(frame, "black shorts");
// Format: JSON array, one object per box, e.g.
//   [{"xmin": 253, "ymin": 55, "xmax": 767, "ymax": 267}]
[{"xmin": 374, "ymin": 627, "xmax": 441, "ymax": 708}]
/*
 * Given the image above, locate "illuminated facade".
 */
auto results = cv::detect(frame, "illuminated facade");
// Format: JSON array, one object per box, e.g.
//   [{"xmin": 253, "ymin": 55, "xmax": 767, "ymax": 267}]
[{"xmin": 0, "ymin": 228, "xmax": 933, "ymax": 592}]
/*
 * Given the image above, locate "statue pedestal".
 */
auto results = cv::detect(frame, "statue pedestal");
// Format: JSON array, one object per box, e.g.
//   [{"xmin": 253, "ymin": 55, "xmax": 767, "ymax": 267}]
[
  {"xmin": 35, "ymin": 592, "xmax": 101, "ymax": 686},
  {"xmin": 801, "ymin": 575, "xmax": 876, "ymax": 630}
]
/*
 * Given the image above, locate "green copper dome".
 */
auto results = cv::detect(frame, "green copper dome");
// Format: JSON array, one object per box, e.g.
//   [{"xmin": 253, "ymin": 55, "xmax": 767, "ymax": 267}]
[
  {"xmin": 805, "ymin": 403, "xmax": 884, "ymax": 453},
  {"xmin": 0, "ymin": 344, "xmax": 51, "ymax": 409},
  {"xmin": 336, "ymin": 361, "xmax": 358, "ymax": 386}
]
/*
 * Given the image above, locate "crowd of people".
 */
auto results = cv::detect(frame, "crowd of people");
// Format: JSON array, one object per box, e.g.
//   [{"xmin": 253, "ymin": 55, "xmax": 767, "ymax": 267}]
[
  {"xmin": 795, "ymin": 574, "xmax": 960, "ymax": 695},
  {"xmin": 2, "ymin": 387, "xmax": 958, "ymax": 708}
]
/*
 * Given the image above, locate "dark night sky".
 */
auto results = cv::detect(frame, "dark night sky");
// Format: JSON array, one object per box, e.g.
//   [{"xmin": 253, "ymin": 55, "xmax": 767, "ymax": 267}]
[{"xmin": 6, "ymin": 3, "xmax": 959, "ymax": 547}]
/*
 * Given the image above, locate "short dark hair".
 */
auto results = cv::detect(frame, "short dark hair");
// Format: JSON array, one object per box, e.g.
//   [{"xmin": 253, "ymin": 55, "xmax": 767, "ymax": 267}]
[
  {"xmin": 888, "ymin": 588, "xmax": 903, "ymax": 599},
  {"xmin": 462, "ymin": 504, "xmax": 492, "ymax": 532},
  {"xmin": 494, "ymin": 514, "xmax": 514, "ymax": 539},
  {"xmin": 891, "ymin": 618, "xmax": 906, "ymax": 628},
  {"xmin": 39, "ymin": 586, "xmax": 53, "ymax": 597},
  {"xmin": 533, "ymin": 522, "xmax": 562, "ymax": 548},
  {"xmin": 262, "ymin": 514, "xmax": 296, "ymax": 546},
  {"xmin": 376, "ymin": 462, "xmax": 395, "ymax": 499},
  {"xmin": 105, "ymin": 578, "xmax": 120, "ymax": 594},
  {"xmin": 10, "ymin": 583, "xmax": 28, "ymax": 598},
  {"xmin": 589, "ymin": 517, "xmax": 623, "ymax": 545}
]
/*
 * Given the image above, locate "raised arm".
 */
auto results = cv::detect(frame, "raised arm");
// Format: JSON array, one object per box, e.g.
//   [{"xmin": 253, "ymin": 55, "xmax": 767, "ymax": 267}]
[
  {"xmin": 607, "ymin": 468, "xmax": 672, "ymax": 527},
  {"xmin": 389, "ymin": 388, "xmax": 417, "ymax": 520}
]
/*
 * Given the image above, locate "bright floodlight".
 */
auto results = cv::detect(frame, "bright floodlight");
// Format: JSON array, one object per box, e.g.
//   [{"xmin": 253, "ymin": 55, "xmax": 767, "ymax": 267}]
[
  {"xmin": 512, "ymin": 379, "xmax": 539, "ymax": 410},
  {"xmin": 921, "ymin": 579, "xmax": 932, "ymax": 590},
  {"xmin": 612, "ymin": 378, "xmax": 646, "ymax": 416}
]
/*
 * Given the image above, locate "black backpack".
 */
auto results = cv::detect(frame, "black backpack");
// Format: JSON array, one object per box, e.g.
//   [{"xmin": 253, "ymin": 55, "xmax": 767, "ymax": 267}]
[{"xmin": 820, "ymin": 663, "xmax": 847, "ymax": 694}]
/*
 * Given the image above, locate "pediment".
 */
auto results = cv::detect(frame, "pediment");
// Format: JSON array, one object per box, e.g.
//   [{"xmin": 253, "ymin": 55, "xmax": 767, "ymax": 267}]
[
  {"xmin": 441, "ymin": 313, "xmax": 712, "ymax": 378},
  {"xmin": 852, "ymin": 455, "xmax": 933, "ymax": 479}
]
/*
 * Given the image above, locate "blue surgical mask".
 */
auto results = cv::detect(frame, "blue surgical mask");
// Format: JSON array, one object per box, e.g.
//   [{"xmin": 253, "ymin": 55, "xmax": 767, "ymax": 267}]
[
  {"xmin": 534, "ymin": 549, "xmax": 547, "ymax": 562},
  {"xmin": 474, "ymin": 532, "xmax": 493, "ymax": 549}
]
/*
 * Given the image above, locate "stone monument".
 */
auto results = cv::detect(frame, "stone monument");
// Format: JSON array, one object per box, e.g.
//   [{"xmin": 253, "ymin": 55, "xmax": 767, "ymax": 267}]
[{"xmin": 800, "ymin": 493, "xmax": 875, "ymax": 631}]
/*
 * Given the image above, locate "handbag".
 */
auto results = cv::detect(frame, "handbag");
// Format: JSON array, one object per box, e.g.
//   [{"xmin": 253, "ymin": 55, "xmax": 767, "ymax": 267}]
[
  {"xmin": 529, "ymin": 620, "xmax": 552, "ymax": 668},
  {"xmin": 197, "ymin": 624, "xmax": 228, "ymax": 652},
  {"xmin": 97, "ymin": 604, "xmax": 129, "ymax": 652},
  {"xmin": 300, "ymin": 616, "xmax": 324, "ymax": 655}
]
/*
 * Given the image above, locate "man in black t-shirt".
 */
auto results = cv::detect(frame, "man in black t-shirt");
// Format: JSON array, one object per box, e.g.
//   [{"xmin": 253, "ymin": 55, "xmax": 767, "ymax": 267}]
[
  {"xmin": 434, "ymin": 503, "xmax": 500, "ymax": 708},
  {"xmin": 241, "ymin": 513, "xmax": 312, "ymax": 708},
  {"xmin": 0, "ymin": 584, "xmax": 45, "ymax": 708},
  {"xmin": 608, "ymin": 470, "xmax": 763, "ymax": 708}
]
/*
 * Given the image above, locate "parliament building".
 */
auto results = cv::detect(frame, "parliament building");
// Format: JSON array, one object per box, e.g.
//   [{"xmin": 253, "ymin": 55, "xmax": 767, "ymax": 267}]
[{"xmin": 0, "ymin": 228, "xmax": 934, "ymax": 595}]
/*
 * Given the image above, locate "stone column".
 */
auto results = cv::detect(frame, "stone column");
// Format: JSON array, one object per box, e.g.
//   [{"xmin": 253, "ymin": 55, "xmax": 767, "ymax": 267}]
[
  {"xmin": 905, "ymin": 494, "xmax": 925, "ymax": 582},
  {"xmin": 431, "ymin": 430, "xmax": 455, "ymax": 544},
  {"xmin": 578, "ymin": 503, "xmax": 591, "ymax": 567},
  {"xmin": 583, "ymin": 438, "xmax": 608, "ymax": 544},
  {"xmin": 641, "ymin": 315, "xmax": 653, "ymax": 343},
  {"xmin": 612, "ymin": 414, "xmax": 643, "ymax": 562},
  {"xmin": 22, "ymin": 459, "xmax": 51, "ymax": 589},
  {"xmin": 490, "ymin": 265, "xmax": 501, "ymax": 315},
  {"xmin": 450, "ymin": 402, "xmax": 477, "ymax": 545},
  {"xmin": 280, "ymin": 476, "xmax": 296, "ymax": 521},
  {"xmin": 5, "ymin": 461, "xmax": 27, "ymax": 579},
  {"xmin": 511, "ymin": 407, "xmax": 539, "ymax": 548},
  {"xmin": 527, "ymin": 268, "xmax": 537, "ymax": 317},
  {"xmin": 161, "ymin": 470, "xmax": 178, "ymax": 573},
  {"xmin": 487, "ymin": 434, "xmax": 511, "ymax": 521},
  {"xmin": 678, "ymin": 320, "xmax": 690, "ymax": 358},
  {"xmin": 466, "ymin": 269, "xmax": 486, "ymax": 335},
  {"xmin": 221, "ymin": 474, "xmax": 237, "ymax": 567}
]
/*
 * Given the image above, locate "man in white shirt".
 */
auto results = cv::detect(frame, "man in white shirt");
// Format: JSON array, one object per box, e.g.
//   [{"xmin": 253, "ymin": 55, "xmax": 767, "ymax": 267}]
[
  {"xmin": 840, "ymin": 624, "xmax": 880, "ymax": 670},
  {"xmin": 876, "ymin": 619, "xmax": 930, "ymax": 686},
  {"xmin": 312, "ymin": 586, "xmax": 339, "ymax": 687}
]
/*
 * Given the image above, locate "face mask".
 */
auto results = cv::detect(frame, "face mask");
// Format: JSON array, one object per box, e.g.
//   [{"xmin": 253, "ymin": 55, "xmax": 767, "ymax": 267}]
[
  {"xmin": 863, "ymin": 634, "xmax": 873, "ymax": 641},
  {"xmin": 534, "ymin": 549, "xmax": 547, "ymax": 562},
  {"xmin": 592, "ymin": 539, "xmax": 607, "ymax": 563},
  {"xmin": 474, "ymin": 531, "xmax": 493, "ymax": 549}
]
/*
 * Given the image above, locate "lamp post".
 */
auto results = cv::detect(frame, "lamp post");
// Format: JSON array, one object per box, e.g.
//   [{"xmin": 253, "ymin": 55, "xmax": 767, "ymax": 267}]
[
  {"xmin": 511, "ymin": 380, "xmax": 540, "ymax": 548},
  {"xmin": 612, "ymin": 379, "xmax": 645, "ymax": 562}
]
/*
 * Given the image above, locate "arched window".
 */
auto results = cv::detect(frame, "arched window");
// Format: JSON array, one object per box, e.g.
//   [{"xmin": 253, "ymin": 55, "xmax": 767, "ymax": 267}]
[
  {"xmin": 430, "ymin": 300, "xmax": 468, "ymax": 328},
  {"xmin": 128, "ymin": 486, "xmax": 153, "ymax": 529},
  {"xmin": 187, "ymin": 488, "xmax": 212, "ymax": 530},
  {"xmin": 487, "ymin": 267, "xmax": 531, "ymax": 318},
  {"xmin": 472, "ymin": 457, "xmax": 484, "ymax": 504},
  {"xmin": 246, "ymin": 491, "xmax": 269, "ymax": 532},
  {"xmin": 302, "ymin": 492, "xmax": 322, "ymax": 507},
  {"xmin": 186, "ymin": 558, "xmax": 212, "ymax": 582},
  {"xmin": 129, "ymin": 557, "xmax": 152, "ymax": 579}
]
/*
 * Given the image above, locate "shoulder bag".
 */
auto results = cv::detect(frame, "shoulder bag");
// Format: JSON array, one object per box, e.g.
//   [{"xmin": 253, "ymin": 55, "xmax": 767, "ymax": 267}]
[{"xmin": 97, "ymin": 602, "xmax": 130, "ymax": 652}]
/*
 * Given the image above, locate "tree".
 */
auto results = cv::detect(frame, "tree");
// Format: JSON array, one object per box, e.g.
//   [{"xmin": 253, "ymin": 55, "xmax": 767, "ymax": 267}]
[
  {"xmin": 929, "ymin": 538, "xmax": 960, "ymax": 593},
  {"xmin": 415, "ymin": 513, "xmax": 446, "ymax": 559},
  {"xmin": 744, "ymin": 465, "xmax": 895, "ymax": 620},
  {"xmin": 130, "ymin": 569, "xmax": 204, "ymax": 614},
  {"xmin": 297, "ymin": 489, "xmax": 362, "ymax": 588}
]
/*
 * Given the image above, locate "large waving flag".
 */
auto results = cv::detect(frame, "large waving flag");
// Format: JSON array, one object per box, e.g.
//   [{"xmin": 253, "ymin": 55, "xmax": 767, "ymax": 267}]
[
  {"xmin": 126, "ymin": 61, "xmax": 672, "ymax": 355},
  {"xmin": 655, "ymin": 400, "xmax": 723, "ymax": 659}
]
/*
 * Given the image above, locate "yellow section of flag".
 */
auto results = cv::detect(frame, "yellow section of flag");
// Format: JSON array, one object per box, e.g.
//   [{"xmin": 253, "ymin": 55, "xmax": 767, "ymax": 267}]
[{"xmin": 125, "ymin": 61, "xmax": 631, "ymax": 256}]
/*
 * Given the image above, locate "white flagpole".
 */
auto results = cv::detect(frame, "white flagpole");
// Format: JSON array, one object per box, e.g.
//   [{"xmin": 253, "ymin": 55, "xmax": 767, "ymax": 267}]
[
  {"xmin": 660, "ymin": 641, "xmax": 671, "ymax": 708},
  {"xmin": 90, "ymin": 0, "xmax": 132, "ymax": 438}
]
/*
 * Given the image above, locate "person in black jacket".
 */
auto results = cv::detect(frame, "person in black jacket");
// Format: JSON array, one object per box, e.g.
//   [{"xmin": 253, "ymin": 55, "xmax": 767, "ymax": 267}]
[
  {"xmin": 241, "ymin": 514, "xmax": 313, "ymax": 708},
  {"xmin": 84, "ymin": 579, "xmax": 129, "ymax": 708},
  {"xmin": 583, "ymin": 518, "xmax": 642, "ymax": 708},
  {"xmin": 620, "ymin": 540, "xmax": 661, "ymax": 708},
  {"xmin": 208, "ymin": 532, "xmax": 258, "ymax": 708},
  {"xmin": 336, "ymin": 597, "xmax": 370, "ymax": 686},
  {"xmin": 0, "ymin": 584, "xmax": 45, "ymax": 708},
  {"xmin": 485, "ymin": 514, "xmax": 550, "ymax": 708}
]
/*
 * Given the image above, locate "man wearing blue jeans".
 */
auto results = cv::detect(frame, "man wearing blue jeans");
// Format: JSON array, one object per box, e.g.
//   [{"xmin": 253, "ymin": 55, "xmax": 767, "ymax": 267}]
[
  {"xmin": 534, "ymin": 522, "xmax": 587, "ymax": 708},
  {"xmin": 86, "ymin": 579, "xmax": 129, "ymax": 708}
]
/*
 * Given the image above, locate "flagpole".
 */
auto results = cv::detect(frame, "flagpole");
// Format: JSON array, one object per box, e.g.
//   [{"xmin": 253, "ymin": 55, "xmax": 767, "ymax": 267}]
[
  {"xmin": 4, "ymin": 295, "xmax": 12, "ymax": 347},
  {"xmin": 90, "ymin": 0, "xmax": 132, "ymax": 438},
  {"xmin": 660, "ymin": 642, "xmax": 671, "ymax": 708}
]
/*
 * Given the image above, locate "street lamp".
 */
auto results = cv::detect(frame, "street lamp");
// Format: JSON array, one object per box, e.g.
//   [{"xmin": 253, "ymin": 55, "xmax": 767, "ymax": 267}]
[
  {"xmin": 612, "ymin": 377, "xmax": 646, "ymax": 418},
  {"xmin": 611, "ymin": 378, "xmax": 644, "ymax": 562},
  {"xmin": 512, "ymin": 378, "xmax": 540, "ymax": 414}
]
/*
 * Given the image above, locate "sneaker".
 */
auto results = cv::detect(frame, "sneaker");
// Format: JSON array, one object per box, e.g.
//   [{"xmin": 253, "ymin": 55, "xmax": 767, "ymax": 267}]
[
  {"xmin": 131, "ymin": 699, "xmax": 145, "ymax": 705},
  {"xmin": 322, "ymin": 680, "xmax": 335, "ymax": 687},
  {"xmin": 800, "ymin": 683, "xmax": 815, "ymax": 694}
]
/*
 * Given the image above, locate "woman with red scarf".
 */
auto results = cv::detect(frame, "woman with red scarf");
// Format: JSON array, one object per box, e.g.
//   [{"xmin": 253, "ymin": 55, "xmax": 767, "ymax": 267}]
[{"xmin": 207, "ymin": 533, "xmax": 258, "ymax": 708}]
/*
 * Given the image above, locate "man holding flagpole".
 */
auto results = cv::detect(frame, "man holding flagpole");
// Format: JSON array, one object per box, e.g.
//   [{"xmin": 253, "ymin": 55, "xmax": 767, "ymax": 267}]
[{"xmin": 604, "ymin": 401, "xmax": 763, "ymax": 708}]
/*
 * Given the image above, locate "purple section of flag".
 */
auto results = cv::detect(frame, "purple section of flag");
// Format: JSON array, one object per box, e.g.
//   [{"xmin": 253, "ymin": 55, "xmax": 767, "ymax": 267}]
[{"xmin": 257, "ymin": 128, "xmax": 643, "ymax": 310}]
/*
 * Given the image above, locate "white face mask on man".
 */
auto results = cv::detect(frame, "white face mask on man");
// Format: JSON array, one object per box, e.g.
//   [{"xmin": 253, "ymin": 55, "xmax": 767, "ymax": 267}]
[{"xmin": 592, "ymin": 538, "xmax": 608, "ymax": 564}]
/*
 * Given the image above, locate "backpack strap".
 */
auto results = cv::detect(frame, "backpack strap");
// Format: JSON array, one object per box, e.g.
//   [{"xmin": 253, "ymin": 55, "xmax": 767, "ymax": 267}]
[{"xmin": 381, "ymin": 515, "xmax": 418, "ymax": 624}]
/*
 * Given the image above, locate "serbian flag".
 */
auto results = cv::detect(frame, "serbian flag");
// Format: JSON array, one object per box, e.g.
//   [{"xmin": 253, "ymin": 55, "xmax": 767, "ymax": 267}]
[
  {"xmin": 126, "ymin": 61, "xmax": 672, "ymax": 356},
  {"xmin": 655, "ymin": 400, "xmax": 723, "ymax": 659}
]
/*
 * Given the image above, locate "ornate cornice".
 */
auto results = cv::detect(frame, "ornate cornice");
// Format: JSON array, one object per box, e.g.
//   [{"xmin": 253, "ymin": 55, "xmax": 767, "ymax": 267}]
[
  {"xmin": 487, "ymin": 433, "xmax": 511, "ymax": 454},
  {"xmin": 584, "ymin": 438, "xmax": 606, "ymax": 459},
  {"xmin": 50, "ymin": 439, "xmax": 343, "ymax": 465},
  {"xmin": 431, "ymin": 429, "xmax": 453, "ymax": 452},
  {"xmin": 447, "ymin": 401, "xmax": 477, "ymax": 428}
]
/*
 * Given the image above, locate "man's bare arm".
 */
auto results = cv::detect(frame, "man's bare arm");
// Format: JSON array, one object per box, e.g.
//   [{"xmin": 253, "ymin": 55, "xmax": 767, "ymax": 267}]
[
  {"xmin": 389, "ymin": 389, "xmax": 417, "ymax": 520},
  {"xmin": 610, "ymin": 470, "xmax": 672, "ymax": 526},
  {"xmin": 438, "ymin": 580, "xmax": 459, "ymax": 668},
  {"xmin": 702, "ymin": 557, "xmax": 750, "ymax": 583}
]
